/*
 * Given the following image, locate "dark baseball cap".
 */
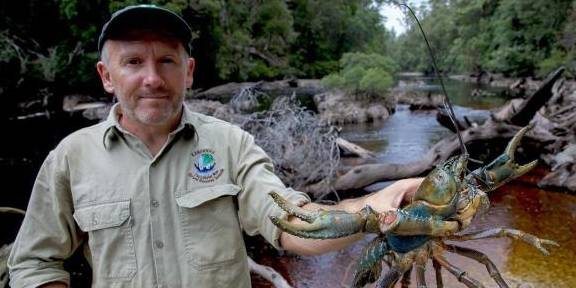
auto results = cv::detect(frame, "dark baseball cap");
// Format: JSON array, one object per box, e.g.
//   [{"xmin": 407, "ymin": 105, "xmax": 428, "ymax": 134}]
[{"xmin": 98, "ymin": 4, "xmax": 192, "ymax": 55}]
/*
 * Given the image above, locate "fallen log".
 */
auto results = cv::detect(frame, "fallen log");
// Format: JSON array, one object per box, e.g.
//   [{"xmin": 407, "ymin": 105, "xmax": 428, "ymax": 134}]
[
  {"xmin": 1, "ymin": 243, "xmax": 13, "ymax": 288},
  {"xmin": 248, "ymin": 256, "xmax": 293, "ymax": 288},
  {"xmin": 509, "ymin": 67, "xmax": 565, "ymax": 126},
  {"xmin": 334, "ymin": 120, "xmax": 521, "ymax": 190},
  {"xmin": 336, "ymin": 138, "xmax": 376, "ymax": 159},
  {"xmin": 0, "ymin": 207, "xmax": 25, "ymax": 287}
]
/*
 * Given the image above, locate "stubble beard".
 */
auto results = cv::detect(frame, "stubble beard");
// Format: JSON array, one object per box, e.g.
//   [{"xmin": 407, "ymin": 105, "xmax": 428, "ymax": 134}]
[{"xmin": 119, "ymin": 95, "xmax": 183, "ymax": 127}]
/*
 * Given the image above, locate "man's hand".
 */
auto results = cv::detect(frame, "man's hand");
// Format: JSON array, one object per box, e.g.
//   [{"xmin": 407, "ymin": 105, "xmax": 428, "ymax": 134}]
[
  {"xmin": 279, "ymin": 178, "xmax": 424, "ymax": 255},
  {"xmin": 361, "ymin": 178, "xmax": 423, "ymax": 212}
]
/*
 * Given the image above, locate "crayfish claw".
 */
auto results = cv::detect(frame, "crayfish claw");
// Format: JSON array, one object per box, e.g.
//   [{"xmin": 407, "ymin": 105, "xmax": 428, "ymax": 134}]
[
  {"xmin": 269, "ymin": 191, "xmax": 318, "ymax": 223},
  {"xmin": 534, "ymin": 239, "xmax": 560, "ymax": 256},
  {"xmin": 506, "ymin": 127, "xmax": 539, "ymax": 176},
  {"xmin": 467, "ymin": 126, "xmax": 538, "ymax": 192},
  {"xmin": 269, "ymin": 215, "xmax": 326, "ymax": 238},
  {"xmin": 504, "ymin": 126, "xmax": 530, "ymax": 160},
  {"xmin": 269, "ymin": 192, "xmax": 371, "ymax": 239}
]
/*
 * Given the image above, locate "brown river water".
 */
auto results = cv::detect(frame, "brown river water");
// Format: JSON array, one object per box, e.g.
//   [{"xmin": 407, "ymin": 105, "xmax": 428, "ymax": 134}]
[
  {"xmin": 252, "ymin": 177, "xmax": 576, "ymax": 287},
  {"xmin": 251, "ymin": 105, "xmax": 576, "ymax": 288}
]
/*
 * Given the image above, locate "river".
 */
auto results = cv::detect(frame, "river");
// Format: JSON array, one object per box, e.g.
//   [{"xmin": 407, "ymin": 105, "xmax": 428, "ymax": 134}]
[{"xmin": 251, "ymin": 78, "xmax": 576, "ymax": 287}]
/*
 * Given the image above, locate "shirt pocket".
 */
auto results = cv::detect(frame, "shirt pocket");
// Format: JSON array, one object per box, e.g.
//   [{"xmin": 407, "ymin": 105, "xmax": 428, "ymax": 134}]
[
  {"xmin": 176, "ymin": 184, "xmax": 245, "ymax": 270},
  {"xmin": 73, "ymin": 200, "xmax": 137, "ymax": 280}
]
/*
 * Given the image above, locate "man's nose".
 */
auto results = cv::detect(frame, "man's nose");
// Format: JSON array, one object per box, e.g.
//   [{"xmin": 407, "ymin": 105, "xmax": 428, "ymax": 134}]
[{"xmin": 142, "ymin": 63, "xmax": 166, "ymax": 88}]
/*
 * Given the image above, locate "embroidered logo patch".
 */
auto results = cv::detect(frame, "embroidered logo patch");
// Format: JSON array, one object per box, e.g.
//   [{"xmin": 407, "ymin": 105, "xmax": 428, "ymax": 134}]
[{"xmin": 189, "ymin": 149, "xmax": 223, "ymax": 182}]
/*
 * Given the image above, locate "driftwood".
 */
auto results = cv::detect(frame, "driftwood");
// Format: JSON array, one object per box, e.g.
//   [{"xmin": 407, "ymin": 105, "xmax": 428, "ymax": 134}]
[
  {"xmin": 1, "ymin": 207, "xmax": 25, "ymax": 287},
  {"xmin": 0, "ymin": 243, "xmax": 13, "ymax": 287},
  {"xmin": 337, "ymin": 138, "xmax": 376, "ymax": 159},
  {"xmin": 530, "ymin": 77, "xmax": 576, "ymax": 191},
  {"xmin": 509, "ymin": 68, "xmax": 565, "ymax": 126},
  {"xmin": 192, "ymin": 79, "xmax": 325, "ymax": 103},
  {"xmin": 436, "ymin": 109, "xmax": 475, "ymax": 132},
  {"xmin": 334, "ymin": 67, "xmax": 566, "ymax": 191},
  {"xmin": 248, "ymin": 257, "xmax": 293, "ymax": 288}
]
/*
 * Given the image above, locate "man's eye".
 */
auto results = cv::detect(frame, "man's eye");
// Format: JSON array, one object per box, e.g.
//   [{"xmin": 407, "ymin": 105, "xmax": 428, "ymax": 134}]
[
  {"xmin": 127, "ymin": 58, "xmax": 142, "ymax": 65},
  {"xmin": 160, "ymin": 58, "xmax": 175, "ymax": 64}
]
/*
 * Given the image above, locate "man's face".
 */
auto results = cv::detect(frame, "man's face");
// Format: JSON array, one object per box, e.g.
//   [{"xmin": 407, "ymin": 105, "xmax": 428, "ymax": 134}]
[{"xmin": 96, "ymin": 33, "xmax": 195, "ymax": 127}]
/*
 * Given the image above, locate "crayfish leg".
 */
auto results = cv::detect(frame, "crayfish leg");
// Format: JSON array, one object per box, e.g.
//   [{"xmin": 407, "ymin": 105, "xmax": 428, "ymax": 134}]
[
  {"xmin": 400, "ymin": 266, "xmax": 413, "ymax": 288},
  {"xmin": 376, "ymin": 250, "xmax": 416, "ymax": 288},
  {"xmin": 377, "ymin": 266, "xmax": 403, "ymax": 288},
  {"xmin": 414, "ymin": 247, "xmax": 430, "ymax": 288},
  {"xmin": 439, "ymin": 242, "xmax": 509, "ymax": 288},
  {"xmin": 446, "ymin": 228, "xmax": 559, "ymax": 255},
  {"xmin": 352, "ymin": 236, "xmax": 389, "ymax": 288},
  {"xmin": 432, "ymin": 258, "xmax": 443, "ymax": 288},
  {"xmin": 432, "ymin": 253, "xmax": 485, "ymax": 288}
]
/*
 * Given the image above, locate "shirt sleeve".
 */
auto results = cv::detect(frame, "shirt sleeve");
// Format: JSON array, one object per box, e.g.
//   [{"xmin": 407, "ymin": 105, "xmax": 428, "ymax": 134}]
[
  {"xmin": 234, "ymin": 131, "xmax": 310, "ymax": 250},
  {"xmin": 8, "ymin": 150, "xmax": 85, "ymax": 288}
]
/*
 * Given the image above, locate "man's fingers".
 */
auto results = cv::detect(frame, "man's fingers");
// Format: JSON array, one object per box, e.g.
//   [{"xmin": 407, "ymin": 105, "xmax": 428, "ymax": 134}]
[{"xmin": 401, "ymin": 178, "xmax": 424, "ymax": 205}]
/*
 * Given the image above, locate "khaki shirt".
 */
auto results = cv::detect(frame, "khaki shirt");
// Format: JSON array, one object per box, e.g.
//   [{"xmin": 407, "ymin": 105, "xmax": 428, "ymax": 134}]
[{"xmin": 8, "ymin": 104, "xmax": 310, "ymax": 288}]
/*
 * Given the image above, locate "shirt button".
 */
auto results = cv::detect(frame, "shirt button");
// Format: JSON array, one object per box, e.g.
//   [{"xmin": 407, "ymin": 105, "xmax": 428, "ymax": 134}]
[
  {"xmin": 155, "ymin": 241, "xmax": 164, "ymax": 249},
  {"xmin": 151, "ymin": 200, "xmax": 159, "ymax": 208}
]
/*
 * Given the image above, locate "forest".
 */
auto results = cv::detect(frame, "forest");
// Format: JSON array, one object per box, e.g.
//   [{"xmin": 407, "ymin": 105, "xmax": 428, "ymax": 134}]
[{"xmin": 2, "ymin": 0, "xmax": 575, "ymax": 106}]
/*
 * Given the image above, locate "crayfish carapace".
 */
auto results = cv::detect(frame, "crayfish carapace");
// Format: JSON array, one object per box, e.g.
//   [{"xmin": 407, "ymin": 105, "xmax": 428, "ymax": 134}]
[{"xmin": 269, "ymin": 126, "xmax": 558, "ymax": 288}]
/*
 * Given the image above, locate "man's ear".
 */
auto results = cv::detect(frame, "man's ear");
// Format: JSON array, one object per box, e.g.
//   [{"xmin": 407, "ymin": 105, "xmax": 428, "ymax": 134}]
[
  {"xmin": 185, "ymin": 57, "xmax": 196, "ymax": 88},
  {"xmin": 96, "ymin": 61, "xmax": 115, "ymax": 94}
]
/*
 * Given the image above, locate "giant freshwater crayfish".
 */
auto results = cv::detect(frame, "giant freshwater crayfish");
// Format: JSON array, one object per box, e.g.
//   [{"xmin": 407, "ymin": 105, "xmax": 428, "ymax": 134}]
[{"xmin": 269, "ymin": 126, "xmax": 558, "ymax": 288}]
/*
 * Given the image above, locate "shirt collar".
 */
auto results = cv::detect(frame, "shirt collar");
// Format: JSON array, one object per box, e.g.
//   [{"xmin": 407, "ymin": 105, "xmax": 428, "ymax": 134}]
[{"xmin": 101, "ymin": 103, "xmax": 196, "ymax": 150}]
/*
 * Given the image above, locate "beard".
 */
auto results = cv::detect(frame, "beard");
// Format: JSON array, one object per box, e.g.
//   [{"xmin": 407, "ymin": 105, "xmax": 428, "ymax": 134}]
[{"xmin": 117, "ymin": 92, "xmax": 184, "ymax": 127}]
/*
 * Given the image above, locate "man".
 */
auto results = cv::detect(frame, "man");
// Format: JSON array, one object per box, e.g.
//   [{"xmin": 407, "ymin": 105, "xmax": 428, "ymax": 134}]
[{"xmin": 8, "ymin": 5, "xmax": 422, "ymax": 287}]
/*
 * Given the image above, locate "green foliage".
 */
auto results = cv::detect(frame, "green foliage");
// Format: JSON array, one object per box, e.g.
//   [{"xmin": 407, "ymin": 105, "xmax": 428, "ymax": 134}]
[
  {"xmin": 359, "ymin": 68, "xmax": 394, "ymax": 96},
  {"xmin": 6, "ymin": 0, "xmax": 576, "ymax": 101},
  {"xmin": 340, "ymin": 52, "xmax": 398, "ymax": 73},
  {"xmin": 320, "ymin": 73, "xmax": 346, "ymax": 88},
  {"xmin": 391, "ymin": 0, "xmax": 575, "ymax": 77},
  {"xmin": 537, "ymin": 49, "xmax": 569, "ymax": 77},
  {"xmin": 289, "ymin": 0, "xmax": 393, "ymax": 78},
  {"xmin": 321, "ymin": 52, "xmax": 396, "ymax": 99},
  {"xmin": 0, "ymin": 31, "xmax": 29, "ymax": 74},
  {"xmin": 0, "ymin": 0, "xmax": 396, "ymax": 104},
  {"xmin": 213, "ymin": 0, "xmax": 295, "ymax": 81}
]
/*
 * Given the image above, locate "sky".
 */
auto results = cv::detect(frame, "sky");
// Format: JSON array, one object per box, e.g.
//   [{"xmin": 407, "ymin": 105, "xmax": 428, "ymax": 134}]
[{"xmin": 380, "ymin": 0, "xmax": 428, "ymax": 35}]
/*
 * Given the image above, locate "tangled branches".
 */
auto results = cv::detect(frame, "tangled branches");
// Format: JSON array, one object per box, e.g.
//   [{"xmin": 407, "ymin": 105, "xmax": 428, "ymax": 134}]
[
  {"xmin": 230, "ymin": 81, "xmax": 267, "ymax": 113},
  {"xmin": 240, "ymin": 94, "xmax": 340, "ymax": 199}
]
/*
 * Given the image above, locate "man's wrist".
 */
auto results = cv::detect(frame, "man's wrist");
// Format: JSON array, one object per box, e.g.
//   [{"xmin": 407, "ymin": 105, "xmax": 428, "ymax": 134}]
[{"xmin": 39, "ymin": 281, "xmax": 68, "ymax": 288}]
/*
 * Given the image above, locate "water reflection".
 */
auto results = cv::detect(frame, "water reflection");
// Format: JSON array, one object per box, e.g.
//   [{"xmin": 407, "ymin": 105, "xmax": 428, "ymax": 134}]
[
  {"xmin": 339, "ymin": 105, "xmax": 490, "ymax": 164},
  {"xmin": 396, "ymin": 75, "xmax": 509, "ymax": 109}
]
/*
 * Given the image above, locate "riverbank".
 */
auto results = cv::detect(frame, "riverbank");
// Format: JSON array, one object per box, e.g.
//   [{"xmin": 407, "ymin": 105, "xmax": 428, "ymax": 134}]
[{"xmin": 189, "ymin": 79, "xmax": 395, "ymax": 125}]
